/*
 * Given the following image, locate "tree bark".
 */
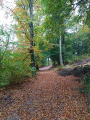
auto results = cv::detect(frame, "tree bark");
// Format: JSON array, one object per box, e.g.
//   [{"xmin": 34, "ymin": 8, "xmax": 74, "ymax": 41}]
[
  {"xmin": 29, "ymin": 0, "xmax": 35, "ymax": 67},
  {"xmin": 59, "ymin": 32, "xmax": 63, "ymax": 66},
  {"xmin": 62, "ymin": 31, "xmax": 65, "ymax": 64}
]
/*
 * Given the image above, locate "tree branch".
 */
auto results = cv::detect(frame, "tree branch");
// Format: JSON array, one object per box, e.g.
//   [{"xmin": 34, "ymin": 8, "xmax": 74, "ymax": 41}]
[
  {"xmin": 23, "ymin": 54, "xmax": 30, "ymax": 61},
  {"xmin": 2, "ymin": 3, "xmax": 31, "ymax": 42}
]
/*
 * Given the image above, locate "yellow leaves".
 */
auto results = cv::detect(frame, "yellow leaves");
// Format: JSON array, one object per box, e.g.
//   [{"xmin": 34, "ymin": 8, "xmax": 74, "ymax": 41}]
[
  {"xmin": 34, "ymin": 47, "xmax": 42, "ymax": 53},
  {"xmin": 62, "ymin": 23, "xmax": 66, "ymax": 26},
  {"xmin": 43, "ymin": 41, "xmax": 48, "ymax": 46},
  {"xmin": 83, "ymin": 26, "xmax": 90, "ymax": 33},
  {"xmin": 75, "ymin": 25, "xmax": 90, "ymax": 38},
  {"xmin": 16, "ymin": 0, "xmax": 29, "ymax": 6},
  {"xmin": 34, "ymin": 46, "xmax": 43, "ymax": 64},
  {"xmin": 13, "ymin": 7, "xmax": 26, "ymax": 14},
  {"xmin": 13, "ymin": 7, "xmax": 30, "ymax": 25},
  {"xmin": 13, "ymin": 5, "xmax": 32, "ymax": 42},
  {"xmin": 78, "ymin": 26, "xmax": 90, "ymax": 34}
]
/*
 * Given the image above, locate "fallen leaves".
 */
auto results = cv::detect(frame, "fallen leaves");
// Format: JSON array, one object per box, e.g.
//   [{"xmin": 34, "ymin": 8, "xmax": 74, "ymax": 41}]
[{"xmin": 0, "ymin": 70, "xmax": 90, "ymax": 119}]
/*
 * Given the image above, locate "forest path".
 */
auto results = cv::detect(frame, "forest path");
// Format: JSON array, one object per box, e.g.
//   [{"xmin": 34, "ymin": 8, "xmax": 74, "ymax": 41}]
[
  {"xmin": 39, "ymin": 65, "xmax": 52, "ymax": 71},
  {"xmin": 0, "ymin": 70, "xmax": 89, "ymax": 120}
]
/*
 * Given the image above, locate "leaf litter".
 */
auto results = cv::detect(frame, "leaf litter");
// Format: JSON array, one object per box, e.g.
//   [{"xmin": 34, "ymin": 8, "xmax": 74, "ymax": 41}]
[{"xmin": 0, "ymin": 70, "xmax": 90, "ymax": 120}]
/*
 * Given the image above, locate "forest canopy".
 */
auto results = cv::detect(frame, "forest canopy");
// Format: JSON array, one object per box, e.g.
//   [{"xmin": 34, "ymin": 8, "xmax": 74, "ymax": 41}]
[{"xmin": 0, "ymin": 0, "xmax": 90, "ymax": 87}]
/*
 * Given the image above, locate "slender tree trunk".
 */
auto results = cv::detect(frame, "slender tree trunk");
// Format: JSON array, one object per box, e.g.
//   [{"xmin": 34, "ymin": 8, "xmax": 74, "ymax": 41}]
[
  {"xmin": 62, "ymin": 32, "xmax": 65, "ymax": 64},
  {"xmin": 29, "ymin": 0, "xmax": 35, "ymax": 67},
  {"xmin": 0, "ymin": 48, "xmax": 2, "ymax": 69},
  {"xmin": 59, "ymin": 32, "xmax": 63, "ymax": 66},
  {"xmin": 48, "ymin": 57, "xmax": 49, "ymax": 66}
]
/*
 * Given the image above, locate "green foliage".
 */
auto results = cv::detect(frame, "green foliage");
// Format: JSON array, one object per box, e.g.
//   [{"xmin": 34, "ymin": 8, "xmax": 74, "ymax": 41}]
[
  {"xmin": 0, "ymin": 52, "xmax": 33, "ymax": 87},
  {"xmin": 41, "ymin": 0, "xmax": 90, "ymax": 66},
  {"xmin": 80, "ymin": 74, "xmax": 90, "ymax": 93},
  {"xmin": 0, "ymin": 25, "xmax": 37, "ymax": 88},
  {"xmin": 49, "ymin": 45, "xmax": 59, "ymax": 65},
  {"xmin": 30, "ymin": 67, "xmax": 37, "ymax": 77},
  {"xmin": 0, "ymin": 58, "xmax": 37, "ymax": 88},
  {"xmin": 0, "ymin": 0, "xmax": 90, "ymax": 88}
]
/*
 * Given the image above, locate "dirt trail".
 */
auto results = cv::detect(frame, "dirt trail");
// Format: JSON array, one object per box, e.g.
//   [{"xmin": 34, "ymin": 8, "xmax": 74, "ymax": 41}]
[
  {"xmin": 39, "ymin": 65, "xmax": 52, "ymax": 71},
  {"xmin": 0, "ymin": 70, "xmax": 90, "ymax": 120}
]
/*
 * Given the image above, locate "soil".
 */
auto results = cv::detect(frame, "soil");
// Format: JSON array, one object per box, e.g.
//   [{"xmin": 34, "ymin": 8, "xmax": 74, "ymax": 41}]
[{"xmin": 0, "ymin": 67, "xmax": 90, "ymax": 120}]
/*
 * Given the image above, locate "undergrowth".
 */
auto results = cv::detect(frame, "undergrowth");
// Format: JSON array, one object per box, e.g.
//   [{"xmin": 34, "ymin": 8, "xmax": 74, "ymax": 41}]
[
  {"xmin": 0, "ymin": 58, "xmax": 37, "ymax": 88},
  {"xmin": 79, "ymin": 73, "xmax": 90, "ymax": 93},
  {"xmin": 67, "ymin": 54, "xmax": 90, "ymax": 65}
]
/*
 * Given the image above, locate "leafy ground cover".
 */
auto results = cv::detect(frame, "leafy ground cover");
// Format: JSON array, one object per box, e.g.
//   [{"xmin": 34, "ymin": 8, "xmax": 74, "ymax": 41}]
[{"xmin": 0, "ymin": 68, "xmax": 90, "ymax": 120}]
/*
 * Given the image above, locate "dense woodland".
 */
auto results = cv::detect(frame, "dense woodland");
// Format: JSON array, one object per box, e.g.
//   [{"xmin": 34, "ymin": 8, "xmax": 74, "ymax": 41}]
[
  {"xmin": 0, "ymin": 0, "xmax": 90, "ymax": 119},
  {"xmin": 0, "ymin": 0, "xmax": 90, "ymax": 91}
]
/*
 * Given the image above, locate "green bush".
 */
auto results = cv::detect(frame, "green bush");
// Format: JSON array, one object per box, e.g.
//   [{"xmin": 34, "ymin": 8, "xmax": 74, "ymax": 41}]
[
  {"xmin": 79, "ymin": 73, "xmax": 90, "ymax": 93},
  {"xmin": 0, "ymin": 26, "xmax": 37, "ymax": 88},
  {"xmin": 30, "ymin": 67, "xmax": 37, "ymax": 77},
  {"xmin": 0, "ymin": 58, "xmax": 37, "ymax": 88}
]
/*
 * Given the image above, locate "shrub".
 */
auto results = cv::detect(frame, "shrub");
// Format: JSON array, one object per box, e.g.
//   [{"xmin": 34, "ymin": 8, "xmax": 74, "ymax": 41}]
[
  {"xmin": 79, "ymin": 73, "xmax": 90, "ymax": 93},
  {"xmin": 0, "ymin": 59, "xmax": 37, "ymax": 88}
]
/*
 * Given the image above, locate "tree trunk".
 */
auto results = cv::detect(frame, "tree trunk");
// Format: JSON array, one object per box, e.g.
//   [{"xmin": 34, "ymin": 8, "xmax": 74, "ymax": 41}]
[
  {"xmin": 0, "ymin": 48, "xmax": 2, "ymax": 69},
  {"xmin": 29, "ymin": 0, "xmax": 35, "ymax": 67},
  {"xmin": 62, "ymin": 32, "xmax": 65, "ymax": 64},
  {"xmin": 59, "ymin": 32, "xmax": 63, "ymax": 66}
]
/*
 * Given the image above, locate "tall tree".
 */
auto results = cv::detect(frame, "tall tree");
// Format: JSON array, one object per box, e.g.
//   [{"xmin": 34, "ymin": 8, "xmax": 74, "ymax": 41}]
[
  {"xmin": 42, "ymin": 0, "xmax": 72, "ymax": 65},
  {"xmin": 13, "ymin": 0, "xmax": 35, "ymax": 67},
  {"xmin": 28, "ymin": 0, "xmax": 35, "ymax": 67}
]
